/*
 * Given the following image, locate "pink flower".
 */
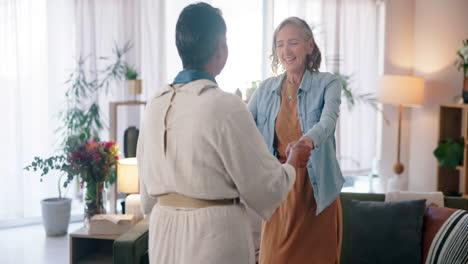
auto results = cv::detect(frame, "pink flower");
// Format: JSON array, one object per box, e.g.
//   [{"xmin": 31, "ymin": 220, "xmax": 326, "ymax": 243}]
[
  {"xmin": 65, "ymin": 138, "xmax": 121, "ymax": 188},
  {"xmin": 92, "ymin": 153, "xmax": 102, "ymax": 161},
  {"xmin": 72, "ymin": 152, "xmax": 83, "ymax": 161}
]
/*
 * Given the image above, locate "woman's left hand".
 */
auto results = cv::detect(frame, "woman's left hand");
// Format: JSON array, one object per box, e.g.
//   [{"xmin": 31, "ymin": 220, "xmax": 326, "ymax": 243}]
[
  {"xmin": 285, "ymin": 136, "xmax": 314, "ymax": 160},
  {"xmin": 299, "ymin": 136, "xmax": 314, "ymax": 149}
]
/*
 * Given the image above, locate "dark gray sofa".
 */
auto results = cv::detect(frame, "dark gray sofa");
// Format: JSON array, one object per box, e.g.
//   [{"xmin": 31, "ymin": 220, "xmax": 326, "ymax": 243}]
[{"xmin": 113, "ymin": 192, "xmax": 468, "ymax": 264}]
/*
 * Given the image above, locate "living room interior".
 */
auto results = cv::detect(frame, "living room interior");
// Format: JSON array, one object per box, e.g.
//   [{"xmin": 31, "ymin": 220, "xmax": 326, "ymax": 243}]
[{"xmin": 1, "ymin": 0, "xmax": 467, "ymax": 263}]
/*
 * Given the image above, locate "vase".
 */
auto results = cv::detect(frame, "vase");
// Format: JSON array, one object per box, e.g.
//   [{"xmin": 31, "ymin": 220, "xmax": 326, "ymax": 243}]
[
  {"xmin": 83, "ymin": 181, "xmax": 106, "ymax": 229},
  {"xmin": 463, "ymin": 76, "xmax": 468, "ymax": 103},
  {"xmin": 128, "ymin": 79, "xmax": 142, "ymax": 95},
  {"xmin": 124, "ymin": 126, "xmax": 139, "ymax": 158}
]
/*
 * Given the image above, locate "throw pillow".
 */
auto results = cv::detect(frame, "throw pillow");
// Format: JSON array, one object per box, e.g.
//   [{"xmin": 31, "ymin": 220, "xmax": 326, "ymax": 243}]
[
  {"xmin": 425, "ymin": 209, "xmax": 468, "ymax": 264},
  {"xmin": 422, "ymin": 205, "xmax": 458, "ymax": 263},
  {"xmin": 348, "ymin": 199, "xmax": 426, "ymax": 264}
]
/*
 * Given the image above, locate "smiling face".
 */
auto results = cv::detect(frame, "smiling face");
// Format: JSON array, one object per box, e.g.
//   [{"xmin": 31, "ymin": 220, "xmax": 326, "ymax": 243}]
[{"xmin": 275, "ymin": 23, "xmax": 314, "ymax": 74}]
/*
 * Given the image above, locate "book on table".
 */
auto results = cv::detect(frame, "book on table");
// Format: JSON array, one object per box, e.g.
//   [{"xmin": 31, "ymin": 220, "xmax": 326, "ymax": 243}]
[{"xmin": 87, "ymin": 214, "xmax": 137, "ymax": 235}]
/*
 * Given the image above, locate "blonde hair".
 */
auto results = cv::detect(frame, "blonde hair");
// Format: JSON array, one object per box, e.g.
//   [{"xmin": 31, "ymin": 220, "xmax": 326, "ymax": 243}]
[{"xmin": 270, "ymin": 17, "xmax": 321, "ymax": 74}]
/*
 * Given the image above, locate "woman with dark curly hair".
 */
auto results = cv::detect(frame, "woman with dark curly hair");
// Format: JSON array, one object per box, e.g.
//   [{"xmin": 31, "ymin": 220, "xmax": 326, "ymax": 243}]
[{"xmin": 138, "ymin": 5, "xmax": 313, "ymax": 264}]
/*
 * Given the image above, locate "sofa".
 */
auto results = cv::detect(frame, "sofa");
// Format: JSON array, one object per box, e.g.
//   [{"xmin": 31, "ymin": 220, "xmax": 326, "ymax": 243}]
[{"xmin": 113, "ymin": 192, "xmax": 468, "ymax": 264}]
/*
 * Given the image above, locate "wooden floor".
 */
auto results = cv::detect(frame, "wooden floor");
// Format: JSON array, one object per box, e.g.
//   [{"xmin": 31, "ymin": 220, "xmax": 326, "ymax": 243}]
[{"xmin": 0, "ymin": 222, "xmax": 82, "ymax": 264}]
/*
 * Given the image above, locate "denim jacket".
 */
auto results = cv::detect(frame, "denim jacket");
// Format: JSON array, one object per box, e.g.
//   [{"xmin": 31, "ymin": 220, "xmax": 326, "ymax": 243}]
[{"xmin": 248, "ymin": 70, "xmax": 344, "ymax": 215}]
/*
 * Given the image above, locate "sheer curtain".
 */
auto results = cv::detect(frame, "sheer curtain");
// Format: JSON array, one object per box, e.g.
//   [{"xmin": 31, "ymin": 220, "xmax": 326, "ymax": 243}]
[
  {"xmin": 322, "ymin": 0, "xmax": 383, "ymax": 175},
  {"xmin": 0, "ymin": 0, "xmax": 75, "ymax": 222},
  {"xmin": 1, "ymin": 0, "xmax": 147, "ymax": 222},
  {"xmin": 141, "ymin": 0, "xmax": 264, "ymax": 96},
  {"xmin": 74, "ymin": 0, "xmax": 143, "ymax": 138}
]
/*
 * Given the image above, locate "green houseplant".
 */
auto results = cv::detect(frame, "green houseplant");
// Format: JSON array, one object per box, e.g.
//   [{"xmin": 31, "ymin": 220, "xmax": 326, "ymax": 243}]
[
  {"xmin": 125, "ymin": 64, "xmax": 139, "ymax": 80},
  {"xmin": 325, "ymin": 55, "xmax": 386, "ymax": 119},
  {"xmin": 24, "ymin": 42, "xmax": 132, "ymax": 236},
  {"xmin": 434, "ymin": 138, "xmax": 464, "ymax": 169},
  {"xmin": 125, "ymin": 63, "xmax": 142, "ymax": 95},
  {"xmin": 434, "ymin": 137, "xmax": 464, "ymax": 196}
]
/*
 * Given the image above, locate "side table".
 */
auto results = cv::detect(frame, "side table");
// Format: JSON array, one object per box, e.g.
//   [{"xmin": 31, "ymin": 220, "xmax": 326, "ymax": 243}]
[{"xmin": 69, "ymin": 227, "xmax": 120, "ymax": 264}]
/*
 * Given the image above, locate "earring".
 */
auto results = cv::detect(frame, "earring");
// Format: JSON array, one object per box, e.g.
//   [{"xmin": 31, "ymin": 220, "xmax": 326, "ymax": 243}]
[{"xmin": 308, "ymin": 54, "xmax": 314, "ymax": 68}]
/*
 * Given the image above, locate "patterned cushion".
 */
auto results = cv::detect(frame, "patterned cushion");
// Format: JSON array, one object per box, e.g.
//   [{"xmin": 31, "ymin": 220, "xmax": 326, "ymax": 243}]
[
  {"xmin": 425, "ymin": 209, "xmax": 468, "ymax": 264},
  {"xmin": 422, "ymin": 206, "xmax": 458, "ymax": 263}
]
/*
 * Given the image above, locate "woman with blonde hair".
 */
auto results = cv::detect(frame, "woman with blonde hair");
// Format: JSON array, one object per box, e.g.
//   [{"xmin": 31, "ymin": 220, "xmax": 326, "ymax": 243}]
[{"xmin": 248, "ymin": 17, "xmax": 344, "ymax": 263}]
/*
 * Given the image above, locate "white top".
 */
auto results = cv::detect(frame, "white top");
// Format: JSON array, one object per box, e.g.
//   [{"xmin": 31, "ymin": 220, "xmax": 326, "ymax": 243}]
[{"xmin": 137, "ymin": 79, "xmax": 296, "ymax": 220}]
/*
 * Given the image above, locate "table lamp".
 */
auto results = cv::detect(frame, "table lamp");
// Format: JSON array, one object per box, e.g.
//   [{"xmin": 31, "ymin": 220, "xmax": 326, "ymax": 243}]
[
  {"xmin": 117, "ymin": 158, "xmax": 143, "ymax": 221},
  {"xmin": 378, "ymin": 75, "xmax": 424, "ymax": 175}
]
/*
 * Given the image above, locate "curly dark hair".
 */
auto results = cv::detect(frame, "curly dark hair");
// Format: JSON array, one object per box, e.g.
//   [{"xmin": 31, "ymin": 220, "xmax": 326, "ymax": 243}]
[{"xmin": 176, "ymin": 2, "xmax": 226, "ymax": 70}]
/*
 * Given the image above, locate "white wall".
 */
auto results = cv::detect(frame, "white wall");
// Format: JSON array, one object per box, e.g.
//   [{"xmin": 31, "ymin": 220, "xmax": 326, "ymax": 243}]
[
  {"xmin": 380, "ymin": 0, "xmax": 468, "ymax": 192},
  {"xmin": 380, "ymin": 0, "xmax": 415, "ymax": 190},
  {"xmin": 409, "ymin": 0, "xmax": 468, "ymax": 191}
]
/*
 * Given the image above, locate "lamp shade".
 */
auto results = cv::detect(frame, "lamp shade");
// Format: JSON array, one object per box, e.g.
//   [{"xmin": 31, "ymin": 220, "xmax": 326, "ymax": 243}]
[
  {"xmin": 117, "ymin": 158, "xmax": 139, "ymax": 194},
  {"xmin": 378, "ymin": 75, "xmax": 424, "ymax": 107}
]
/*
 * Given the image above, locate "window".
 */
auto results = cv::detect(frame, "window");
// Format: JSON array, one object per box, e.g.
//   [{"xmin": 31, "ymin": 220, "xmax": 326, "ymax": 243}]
[{"xmin": 0, "ymin": 0, "xmax": 383, "ymax": 224}]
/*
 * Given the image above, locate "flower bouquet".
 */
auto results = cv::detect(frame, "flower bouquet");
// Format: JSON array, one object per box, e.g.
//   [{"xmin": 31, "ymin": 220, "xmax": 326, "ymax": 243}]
[{"xmin": 67, "ymin": 136, "xmax": 119, "ymax": 224}]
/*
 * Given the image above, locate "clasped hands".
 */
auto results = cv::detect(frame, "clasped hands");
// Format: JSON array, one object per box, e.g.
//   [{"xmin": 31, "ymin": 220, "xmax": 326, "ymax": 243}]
[{"xmin": 285, "ymin": 136, "xmax": 314, "ymax": 169}]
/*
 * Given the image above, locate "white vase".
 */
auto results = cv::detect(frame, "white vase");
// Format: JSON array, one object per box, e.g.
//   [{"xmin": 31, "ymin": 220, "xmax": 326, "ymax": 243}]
[{"xmin": 386, "ymin": 174, "xmax": 408, "ymax": 192}]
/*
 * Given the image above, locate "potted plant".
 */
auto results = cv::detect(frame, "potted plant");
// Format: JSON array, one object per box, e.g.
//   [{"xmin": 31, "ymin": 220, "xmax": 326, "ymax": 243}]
[
  {"xmin": 246, "ymin": 80, "xmax": 260, "ymax": 103},
  {"xmin": 24, "ymin": 135, "xmax": 119, "ymax": 235},
  {"xmin": 24, "ymin": 42, "xmax": 132, "ymax": 236},
  {"xmin": 125, "ymin": 64, "xmax": 142, "ymax": 95},
  {"xmin": 434, "ymin": 137, "xmax": 464, "ymax": 196},
  {"xmin": 24, "ymin": 156, "xmax": 71, "ymax": 236},
  {"xmin": 434, "ymin": 137, "xmax": 464, "ymax": 169},
  {"xmin": 456, "ymin": 39, "xmax": 468, "ymax": 102}
]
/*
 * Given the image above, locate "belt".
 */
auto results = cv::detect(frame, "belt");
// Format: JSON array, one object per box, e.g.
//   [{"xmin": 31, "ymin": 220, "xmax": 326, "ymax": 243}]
[{"xmin": 158, "ymin": 193, "xmax": 240, "ymax": 208}]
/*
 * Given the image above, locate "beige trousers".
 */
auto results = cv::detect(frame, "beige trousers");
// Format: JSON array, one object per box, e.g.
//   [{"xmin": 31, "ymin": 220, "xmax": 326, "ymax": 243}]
[{"xmin": 148, "ymin": 204, "xmax": 255, "ymax": 264}]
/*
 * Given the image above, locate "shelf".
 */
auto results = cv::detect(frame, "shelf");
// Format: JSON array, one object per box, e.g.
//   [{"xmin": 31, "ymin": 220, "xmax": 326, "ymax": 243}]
[
  {"xmin": 440, "ymin": 104, "xmax": 468, "ymax": 109},
  {"xmin": 70, "ymin": 228, "xmax": 117, "ymax": 264},
  {"xmin": 77, "ymin": 250, "xmax": 112, "ymax": 264},
  {"xmin": 437, "ymin": 103, "xmax": 468, "ymax": 196}
]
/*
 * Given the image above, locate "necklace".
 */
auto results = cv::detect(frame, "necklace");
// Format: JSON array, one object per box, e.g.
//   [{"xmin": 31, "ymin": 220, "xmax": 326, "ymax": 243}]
[{"xmin": 284, "ymin": 80, "xmax": 299, "ymax": 100}]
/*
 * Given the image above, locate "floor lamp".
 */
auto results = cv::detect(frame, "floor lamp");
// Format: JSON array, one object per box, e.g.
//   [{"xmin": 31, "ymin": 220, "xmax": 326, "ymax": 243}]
[{"xmin": 378, "ymin": 75, "xmax": 424, "ymax": 176}]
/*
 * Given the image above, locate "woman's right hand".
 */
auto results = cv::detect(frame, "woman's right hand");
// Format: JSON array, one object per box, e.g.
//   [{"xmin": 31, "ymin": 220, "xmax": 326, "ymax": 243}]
[{"xmin": 285, "ymin": 141, "xmax": 312, "ymax": 169}]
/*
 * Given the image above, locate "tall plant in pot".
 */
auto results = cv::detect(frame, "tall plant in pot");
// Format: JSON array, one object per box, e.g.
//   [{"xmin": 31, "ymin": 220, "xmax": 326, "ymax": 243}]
[
  {"xmin": 24, "ymin": 155, "xmax": 71, "ymax": 236},
  {"xmin": 24, "ymin": 42, "xmax": 132, "ymax": 236}
]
